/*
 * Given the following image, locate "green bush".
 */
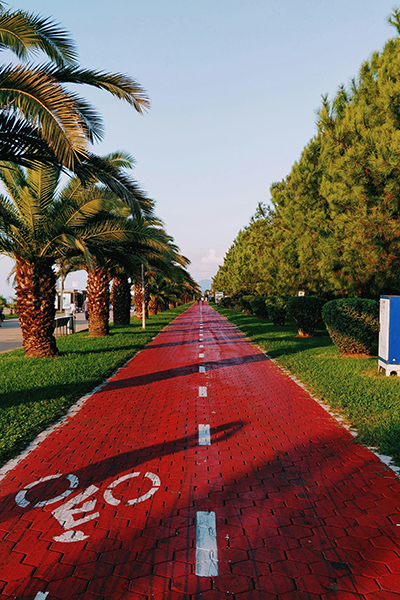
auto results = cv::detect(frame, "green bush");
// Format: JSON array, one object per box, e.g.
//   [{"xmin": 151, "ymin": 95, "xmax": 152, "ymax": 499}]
[
  {"xmin": 240, "ymin": 295, "xmax": 254, "ymax": 315},
  {"xmin": 219, "ymin": 296, "xmax": 231, "ymax": 308},
  {"xmin": 250, "ymin": 296, "xmax": 268, "ymax": 319},
  {"xmin": 265, "ymin": 296, "xmax": 289, "ymax": 325},
  {"xmin": 288, "ymin": 296, "xmax": 326, "ymax": 337},
  {"xmin": 322, "ymin": 298, "xmax": 379, "ymax": 355}
]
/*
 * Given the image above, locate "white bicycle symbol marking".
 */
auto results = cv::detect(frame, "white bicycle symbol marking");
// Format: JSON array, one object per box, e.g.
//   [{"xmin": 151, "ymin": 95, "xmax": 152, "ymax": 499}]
[{"xmin": 15, "ymin": 471, "xmax": 161, "ymax": 543}]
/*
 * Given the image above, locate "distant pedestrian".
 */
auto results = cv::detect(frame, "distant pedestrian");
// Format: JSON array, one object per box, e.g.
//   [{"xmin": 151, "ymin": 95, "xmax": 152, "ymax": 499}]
[
  {"xmin": 82, "ymin": 298, "xmax": 89, "ymax": 321},
  {"xmin": 69, "ymin": 301, "xmax": 77, "ymax": 315}
]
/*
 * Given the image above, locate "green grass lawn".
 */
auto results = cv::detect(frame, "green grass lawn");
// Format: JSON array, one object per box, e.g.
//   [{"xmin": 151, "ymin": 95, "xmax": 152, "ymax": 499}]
[
  {"xmin": 216, "ymin": 306, "xmax": 400, "ymax": 464},
  {"xmin": 0, "ymin": 305, "xmax": 190, "ymax": 466}
]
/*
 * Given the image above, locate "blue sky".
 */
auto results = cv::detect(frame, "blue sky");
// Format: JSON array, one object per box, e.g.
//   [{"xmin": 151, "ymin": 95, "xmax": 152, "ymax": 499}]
[{"xmin": 0, "ymin": 0, "xmax": 398, "ymax": 296}]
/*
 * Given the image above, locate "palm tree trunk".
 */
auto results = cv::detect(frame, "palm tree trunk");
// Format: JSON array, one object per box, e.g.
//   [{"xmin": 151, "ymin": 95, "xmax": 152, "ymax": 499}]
[
  {"xmin": 134, "ymin": 282, "xmax": 142, "ymax": 320},
  {"xmin": 144, "ymin": 277, "xmax": 149, "ymax": 318},
  {"xmin": 112, "ymin": 275, "xmax": 131, "ymax": 326},
  {"xmin": 16, "ymin": 260, "xmax": 58, "ymax": 357},
  {"xmin": 87, "ymin": 267, "xmax": 110, "ymax": 337},
  {"xmin": 148, "ymin": 296, "xmax": 158, "ymax": 316}
]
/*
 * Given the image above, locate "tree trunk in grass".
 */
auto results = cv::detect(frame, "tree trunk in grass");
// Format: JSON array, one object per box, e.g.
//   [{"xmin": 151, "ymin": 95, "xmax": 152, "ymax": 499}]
[
  {"xmin": 144, "ymin": 277, "xmax": 149, "ymax": 318},
  {"xmin": 16, "ymin": 259, "xmax": 58, "ymax": 357},
  {"xmin": 134, "ymin": 282, "xmax": 142, "ymax": 320},
  {"xmin": 87, "ymin": 267, "xmax": 110, "ymax": 337},
  {"xmin": 148, "ymin": 296, "xmax": 158, "ymax": 316},
  {"xmin": 112, "ymin": 275, "xmax": 131, "ymax": 326}
]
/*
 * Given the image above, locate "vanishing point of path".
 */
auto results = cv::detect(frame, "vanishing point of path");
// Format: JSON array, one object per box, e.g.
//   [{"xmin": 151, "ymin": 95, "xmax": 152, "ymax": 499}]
[{"xmin": 0, "ymin": 304, "xmax": 399, "ymax": 599}]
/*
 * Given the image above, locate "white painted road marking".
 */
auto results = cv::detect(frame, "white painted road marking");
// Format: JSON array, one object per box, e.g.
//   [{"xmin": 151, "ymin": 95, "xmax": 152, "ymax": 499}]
[
  {"xmin": 198, "ymin": 424, "xmax": 211, "ymax": 445},
  {"xmin": 199, "ymin": 344, "xmax": 204, "ymax": 348},
  {"xmin": 52, "ymin": 484, "xmax": 100, "ymax": 542},
  {"xmin": 34, "ymin": 593, "xmax": 48, "ymax": 600},
  {"xmin": 196, "ymin": 511, "xmax": 218, "ymax": 576},
  {"xmin": 104, "ymin": 471, "xmax": 161, "ymax": 506},
  {"xmin": 199, "ymin": 366, "xmax": 206, "ymax": 373},
  {"xmin": 15, "ymin": 473, "xmax": 79, "ymax": 508},
  {"xmin": 199, "ymin": 386, "xmax": 207, "ymax": 397},
  {"xmin": 199, "ymin": 353, "xmax": 204, "ymax": 358},
  {"xmin": 19, "ymin": 471, "xmax": 161, "ymax": 543}
]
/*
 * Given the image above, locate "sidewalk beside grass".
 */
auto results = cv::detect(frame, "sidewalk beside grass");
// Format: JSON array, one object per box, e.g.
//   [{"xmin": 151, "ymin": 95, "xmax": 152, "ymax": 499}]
[
  {"xmin": 216, "ymin": 305, "xmax": 400, "ymax": 466},
  {"xmin": 0, "ymin": 304, "xmax": 191, "ymax": 466}
]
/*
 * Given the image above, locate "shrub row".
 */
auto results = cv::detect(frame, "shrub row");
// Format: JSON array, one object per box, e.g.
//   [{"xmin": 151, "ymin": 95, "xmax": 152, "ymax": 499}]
[
  {"xmin": 219, "ymin": 293, "xmax": 380, "ymax": 355},
  {"xmin": 322, "ymin": 298, "xmax": 379, "ymax": 355}
]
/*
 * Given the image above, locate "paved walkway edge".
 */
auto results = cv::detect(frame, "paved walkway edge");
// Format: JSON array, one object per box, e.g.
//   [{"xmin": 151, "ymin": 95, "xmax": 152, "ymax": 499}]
[
  {"xmin": 262, "ymin": 348, "xmax": 400, "ymax": 480},
  {"xmin": 0, "ymin": 337, "xmax": 156, "ymax": 482},
  {"xmin": 227, "ymin": 313, "xmax": 400, "ymax": 478}
]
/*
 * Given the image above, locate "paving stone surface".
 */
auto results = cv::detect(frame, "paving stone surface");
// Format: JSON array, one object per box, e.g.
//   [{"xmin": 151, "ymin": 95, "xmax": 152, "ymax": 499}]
[{"xmin": 1, "ymin": 303, "xmax": 400, "ymax": 598}]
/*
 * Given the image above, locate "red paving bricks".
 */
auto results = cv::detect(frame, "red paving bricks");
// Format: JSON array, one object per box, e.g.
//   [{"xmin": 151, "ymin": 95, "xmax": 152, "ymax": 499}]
[{"xmin": 1, "ymin": 304, "xmax": 400, "ymax": 599}]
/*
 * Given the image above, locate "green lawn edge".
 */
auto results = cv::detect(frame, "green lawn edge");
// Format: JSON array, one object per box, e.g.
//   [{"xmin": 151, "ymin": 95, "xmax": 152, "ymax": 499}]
[
  {"xmin": 0, "ymin": 304, "xmax": 191, "ymax": 467},
  {"xmin": 215, "ymin": 305, "xmax": 400, "ymax": 465}
]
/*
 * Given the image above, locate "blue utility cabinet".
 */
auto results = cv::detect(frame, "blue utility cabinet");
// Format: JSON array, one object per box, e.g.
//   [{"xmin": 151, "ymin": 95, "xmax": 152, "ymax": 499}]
[{"xmin": 378, "ymin": 295, "xmax": 400, "ymax": 376}]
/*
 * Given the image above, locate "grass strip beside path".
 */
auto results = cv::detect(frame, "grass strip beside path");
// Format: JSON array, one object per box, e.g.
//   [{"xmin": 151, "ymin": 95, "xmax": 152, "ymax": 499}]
[
  {"xmin": 216, "ymin": 306, "xmax": 400, "ymax": 464},
  {"xmin": 0, "ymin": 305, "xmax": 190, "ymax": 467}
]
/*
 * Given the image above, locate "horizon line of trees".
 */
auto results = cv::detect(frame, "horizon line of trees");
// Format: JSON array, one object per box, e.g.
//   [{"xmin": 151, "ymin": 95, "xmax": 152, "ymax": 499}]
[
  {"xmin": 214, "ymin": 8, "xmax": 400, "ymax": 302},
  {"xmin": 0, "ymin": 4, "xmax": 199, "ymax": 358}
]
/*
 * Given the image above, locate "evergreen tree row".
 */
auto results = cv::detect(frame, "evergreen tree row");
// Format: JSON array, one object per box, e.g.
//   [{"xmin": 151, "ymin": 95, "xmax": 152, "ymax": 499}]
[{"xmin": 214, "ymin": 9, "xmax": 400, "ymax": 300}]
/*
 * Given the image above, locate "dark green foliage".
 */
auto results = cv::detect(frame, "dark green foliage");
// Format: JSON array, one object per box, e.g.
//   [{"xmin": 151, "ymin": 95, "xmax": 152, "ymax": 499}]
[
  {"xmin": 213, "ymin": 11, "xmax": 400, "ymax": 301},
  {"xmin": 288, "ymin": 296, "xmax": 326, "ymax": 337},
  {"xmin": 227, "ymin": 290, "xmax": 249, "ymax": 311},
  {"xmin": 219, "ymin": 296, "xmax": 231, "ymax": 308},
  {"xmin": 240, "ymin": 295, "xmax": 254, "ymax": 315},
  {"xmin": 265, "ymin": 296, "xmax": 289, "ymax": 325},
  {"xmin": 322, "ymin": 298, "xmax": 379, "ymax": 355},
  {"xmin": 250, "ymin": 296, "xmax": 268, "ymax": 319}
]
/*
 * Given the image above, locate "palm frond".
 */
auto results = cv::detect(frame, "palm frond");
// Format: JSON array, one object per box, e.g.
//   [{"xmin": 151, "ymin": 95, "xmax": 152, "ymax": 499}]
[
  {"xmin": 51, "ymin": 66, "xmax": 150, "ymax": 113},
  {"xmin": 73, "ymin": 153, "xmax": 155, "ymax": 218},
  {"xmin": 0, "ymin": 8, "xmax": 77, "ymax": 66},
  {"xmin": 0, "ymin": 63, "xmax": 90, "ymax": 169},
  {"xmin": 26, "ymin": 162, "xmax": 61, "ymax": 212},
  {"xmin": 0, "ymin": 112, "xmax": 60, "ymax": 167}
]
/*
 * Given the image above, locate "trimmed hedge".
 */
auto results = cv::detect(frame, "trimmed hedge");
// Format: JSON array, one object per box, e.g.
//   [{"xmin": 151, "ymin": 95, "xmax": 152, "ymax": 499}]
[
  {"xmin": 288, "ymin": 296, "xmax": 326, "ymax": 337},
  {"xmin": 240, "ymin": 295, "xmax": 254, "ymax": 315},
  {"xmin": 265, "ymin": 296, "xmax": 289, "ymax": 325},
  {"xmin": 250, "ymin": 296, "xmax": 268, "ymax": 319},
  {"xmin": 219, "ymin": 296, "xmax": 231, "ymax": 308},
  {"xmin": 322, "ymin": 298, "xmax": 379, "ymax": 355}
]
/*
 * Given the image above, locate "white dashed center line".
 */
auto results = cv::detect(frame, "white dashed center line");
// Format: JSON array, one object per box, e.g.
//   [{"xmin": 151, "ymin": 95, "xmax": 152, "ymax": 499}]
[
  {"xmin": 199, "ymin": 353, "xmax": 205, "ymax": 358},
  {"xmin": 198, "ymin": 386, "xmax": 207, "ymax": 397},
  {"xmin": 199, "ymin": 366, "xmax": 206, "ymax": 373},
  {"xmin": 34, "ymin": 593, "xmax": 49, "ymax": 600},
  {"xmin": 196, "ymin": 511, "xmax": 218, "ymax": 576},
  {"xmin": 198, "ymin": 424, "xmax": 211, "ymax": 445}
]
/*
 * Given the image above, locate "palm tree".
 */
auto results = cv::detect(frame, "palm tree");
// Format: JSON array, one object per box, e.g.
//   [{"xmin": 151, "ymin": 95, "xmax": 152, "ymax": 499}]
[
  {"xmin": 0, "ymin": 156, "xmax": 150, "ymax": 356},
  {"xmin": 132, "ymin": 246, "xmax": 197, "ymax": 319},
  {"xmin": 0, "ymin": 5, "xmax": 150, "ymax": 170},
  {"xmin": 147, "ymin": 266, "xmax": 199, "ymax": 314}
]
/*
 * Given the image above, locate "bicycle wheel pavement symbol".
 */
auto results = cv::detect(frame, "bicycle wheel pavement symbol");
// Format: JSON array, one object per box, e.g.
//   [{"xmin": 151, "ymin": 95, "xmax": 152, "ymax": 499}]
[{"xmin": 14, "ymin": 471, "xmax": 161, "ymax": 543}]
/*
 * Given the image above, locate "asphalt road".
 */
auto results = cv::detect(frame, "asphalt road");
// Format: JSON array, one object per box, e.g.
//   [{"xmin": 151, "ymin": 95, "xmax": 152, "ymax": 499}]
[{"xmin": 0, "ymin": 312, "xmax": 89, "ymax": 354}]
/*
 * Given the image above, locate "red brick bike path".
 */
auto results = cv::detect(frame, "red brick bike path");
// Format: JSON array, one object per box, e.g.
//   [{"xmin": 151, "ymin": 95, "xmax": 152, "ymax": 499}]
[{"xmin": 0, "ymin": 304, "xmax": 400, "ymax": 599}]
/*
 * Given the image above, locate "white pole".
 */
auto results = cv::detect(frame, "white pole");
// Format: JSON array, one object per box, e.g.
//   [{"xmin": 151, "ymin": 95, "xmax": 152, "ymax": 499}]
[{"xmin": 141, "ymin": 263, "xmax": 146, "ymax": 329}]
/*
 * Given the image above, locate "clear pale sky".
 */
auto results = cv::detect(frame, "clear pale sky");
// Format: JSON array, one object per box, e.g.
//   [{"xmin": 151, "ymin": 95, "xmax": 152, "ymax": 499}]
[{"xmin": 0, "ymin": 0, "xmax": 398, "ymax": 296}]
